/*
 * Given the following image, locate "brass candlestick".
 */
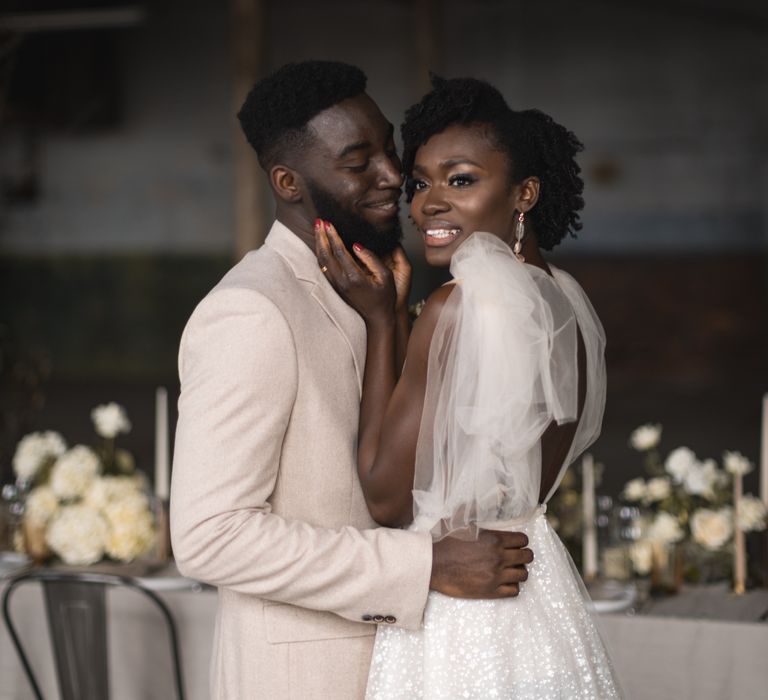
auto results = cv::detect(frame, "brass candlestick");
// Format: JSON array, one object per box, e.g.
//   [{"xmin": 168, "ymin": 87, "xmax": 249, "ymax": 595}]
[{"xmin": 152, "ymin": 497, "xmax": 172, "ymax": 563}]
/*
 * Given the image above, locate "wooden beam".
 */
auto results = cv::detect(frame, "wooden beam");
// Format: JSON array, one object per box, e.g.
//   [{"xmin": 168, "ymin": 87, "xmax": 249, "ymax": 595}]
[
  {"xmin": 413, "ymin": 0, "xmax": 440, "ymax": 94},
  {"xmin": 231, "ymin": 0, "xmax": 269, "ymax": 260}
]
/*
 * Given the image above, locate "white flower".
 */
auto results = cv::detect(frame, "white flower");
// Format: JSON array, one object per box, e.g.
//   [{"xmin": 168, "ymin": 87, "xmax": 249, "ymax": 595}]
[
  {"xmin": 665, "ymin": 447, "xmax": 697, "ymax": 483},
  {"xmin": 408, "ymin": 300, "xmax": 426, "ymax": 319},
  {"xmin": 629, "ymin": 540, "xmax": 653, "ymax": 575},
  {"xmin": 644, "ymin": 477, "xmax": 671, "ymax": 503},
  {"xmin": 103, "ymin": 503, "xmax": 155, "ymax": 561},
  {"xmin": 24, "ymin": 486, "xmax": 59, "ymax": 526},
  {"xmin": 691, "ymin": 508, "xmax": 733, "ymax": 551},
  {"xmin": 50, "ymin": 445, "xmax": 100, "ymax": 500},
  {"xmin": 723, "ymin": 451, "xmax": 752, "ymax": 476},
  {"xmin": 629, "ymin": 424, "xmax": 662, "ymax": 451},
  {"xmin": 91, "ymin": 402, "xmax": 131, "ymax": 439},
  {"xmin": 647, "ymin": 512, "xmax": 684, "ymax": 544},
  {"xmin": 622, "ymin": 478, "xmax": 647, "ymax": 502},
  {"xmin": 714, "ymin": 469, "xmax": 730, "ymax": 489},
  {"xmin": 102, "ymin": 490, "xmax": 154, "ymax": 561},
  {"xmin": 84, "ymin": 475, "xmax": 142, "ymax": 510},
  {"xmin": 682, "ymin": 459, "xmax": 718, "ymax": 499},
  {"xmin": 737, "ymin": 496, "xmax": 767, "ymax": 532},
  {"xmin": 12, "ymin": 431, "xmax": 67, "ymax": 481},
  {"xmin": 46, "ymin": 504, "xmax": 108, "ymax": 565}
]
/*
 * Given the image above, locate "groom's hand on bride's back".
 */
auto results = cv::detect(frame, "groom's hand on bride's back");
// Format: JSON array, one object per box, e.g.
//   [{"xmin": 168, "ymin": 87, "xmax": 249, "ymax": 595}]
[{"xmin": 430, "ymin": 531, "xmax": 533, "ymax": 599}]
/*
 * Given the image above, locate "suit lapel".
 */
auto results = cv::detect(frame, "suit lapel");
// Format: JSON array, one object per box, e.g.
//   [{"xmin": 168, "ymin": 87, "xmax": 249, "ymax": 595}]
[{"xmin": 265, "ymin": 221, "xmax": 366, "ymax": 395}]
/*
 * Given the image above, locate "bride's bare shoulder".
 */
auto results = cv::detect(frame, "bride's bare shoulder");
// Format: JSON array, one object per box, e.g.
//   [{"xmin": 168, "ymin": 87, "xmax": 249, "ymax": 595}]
[{"xmin": 405, "ymin": 283, "xmax": 460, "ymax": 366}]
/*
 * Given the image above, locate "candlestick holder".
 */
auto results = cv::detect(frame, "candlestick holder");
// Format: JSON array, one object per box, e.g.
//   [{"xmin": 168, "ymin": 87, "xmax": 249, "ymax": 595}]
[{"xmin": 151, "ymin": 496, "xmax": 172, "ymax": 563}]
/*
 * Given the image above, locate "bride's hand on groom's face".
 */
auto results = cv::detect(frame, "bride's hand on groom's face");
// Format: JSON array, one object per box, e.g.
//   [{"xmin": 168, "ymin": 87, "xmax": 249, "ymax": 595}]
[
  {"xmin": 430, "ymin": 530, "xmax": 534, "ymax": 599},
  {"xmin": 315, "ymin": 219, "xmax": 397, "ymax": 324},
  {"xmin": 381, "ymin": 246, "xmax": 412, "ymax": 314}
]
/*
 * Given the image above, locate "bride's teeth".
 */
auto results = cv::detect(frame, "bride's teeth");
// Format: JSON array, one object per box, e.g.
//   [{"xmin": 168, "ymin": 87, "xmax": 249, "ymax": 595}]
[{"xmin": 426, "ymin": 229, "xmax": 460, "ymax": 239}]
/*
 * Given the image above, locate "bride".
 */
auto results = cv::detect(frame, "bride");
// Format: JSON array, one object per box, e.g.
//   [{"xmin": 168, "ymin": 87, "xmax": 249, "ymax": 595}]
[{"xmin": 316, "ymin": 75, "xmax": 622, "ymax": 699}]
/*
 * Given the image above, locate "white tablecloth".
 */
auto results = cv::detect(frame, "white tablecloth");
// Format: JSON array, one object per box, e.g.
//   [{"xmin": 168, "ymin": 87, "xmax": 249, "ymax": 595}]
[
  {"xmin": 2, "ymin": 578, "xmax": 768, "ymax": 699},
  {"xmin": 599, "ymin": 613, "xmax": 768, "ymax": 700}
]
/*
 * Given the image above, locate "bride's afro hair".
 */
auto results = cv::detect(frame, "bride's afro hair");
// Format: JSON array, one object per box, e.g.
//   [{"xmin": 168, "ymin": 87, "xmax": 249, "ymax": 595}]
[
  {"xmin": 401, "ymin": 75, "xmax": 584, "ymax": 250},
  {"xmin": 238, "ymin": 61, "xmax": 367, "ymax": 169}
]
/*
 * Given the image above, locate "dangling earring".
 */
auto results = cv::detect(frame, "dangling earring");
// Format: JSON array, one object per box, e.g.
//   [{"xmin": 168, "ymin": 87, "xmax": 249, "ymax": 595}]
[{"xmin": 513, "ymin": 211, "xmax": 525, "ymax": 262}]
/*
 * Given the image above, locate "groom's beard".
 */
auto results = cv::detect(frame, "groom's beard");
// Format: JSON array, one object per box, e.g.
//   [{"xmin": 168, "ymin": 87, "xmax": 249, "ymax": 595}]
[{"xmin": 306, "ymin": 181, "xmax": 403, "ymax": 257}]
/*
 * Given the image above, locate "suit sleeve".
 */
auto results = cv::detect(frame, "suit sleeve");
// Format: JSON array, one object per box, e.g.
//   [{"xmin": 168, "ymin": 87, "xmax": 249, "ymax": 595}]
[{"xmin": 170, "ymin": 287, "xmax": 432, "ymax": 630}]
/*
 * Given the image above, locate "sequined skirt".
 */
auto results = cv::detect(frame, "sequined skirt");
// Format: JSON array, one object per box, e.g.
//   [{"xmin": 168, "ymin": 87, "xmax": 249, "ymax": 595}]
[{"xmin": 365, "ymin": 513, "xmax": 623, "ymax": 699}]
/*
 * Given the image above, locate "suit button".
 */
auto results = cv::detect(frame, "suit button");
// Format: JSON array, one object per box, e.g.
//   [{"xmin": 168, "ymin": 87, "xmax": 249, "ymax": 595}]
[
  {"xmin": 373, "ymin": 615, "xmax": 384, "ymax": 623},
  {"xmin": 384, "ymin": 615, "xmax": 396, "ymax": 624},
  {"xmin": 362, "ymin": 614, "xmax": 373, "ymax": 622}
]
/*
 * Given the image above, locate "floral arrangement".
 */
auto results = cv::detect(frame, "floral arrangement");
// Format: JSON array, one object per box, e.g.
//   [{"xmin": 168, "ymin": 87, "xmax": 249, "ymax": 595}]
[
  {"xmin": 621, "ymin": 424, "xmax": 766, "ymax": 579},
  {"xmin": 10, "ymin": 403, "xmax": 156, "ymax": 566},
  {"xmin": 408, "ymin": 299, "xmax": 426, "ymax": 322}
]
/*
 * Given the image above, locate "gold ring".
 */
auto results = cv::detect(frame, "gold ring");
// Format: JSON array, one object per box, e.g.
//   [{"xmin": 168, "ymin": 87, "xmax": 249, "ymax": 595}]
[{"xmin": 320, "ymin": 266, "xmax": 328, "ymax": 273}]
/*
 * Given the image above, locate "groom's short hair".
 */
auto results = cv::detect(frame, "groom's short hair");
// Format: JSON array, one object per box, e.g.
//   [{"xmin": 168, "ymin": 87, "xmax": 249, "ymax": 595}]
[{"xmin": 238, "ymin": 61, "xmax": 367, "ymax": 169}]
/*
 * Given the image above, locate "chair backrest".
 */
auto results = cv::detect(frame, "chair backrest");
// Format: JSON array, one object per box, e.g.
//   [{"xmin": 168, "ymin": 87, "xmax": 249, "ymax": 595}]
[{"xmin": 2, "ymin": 570, "xmax": 185, "ymax": 700}]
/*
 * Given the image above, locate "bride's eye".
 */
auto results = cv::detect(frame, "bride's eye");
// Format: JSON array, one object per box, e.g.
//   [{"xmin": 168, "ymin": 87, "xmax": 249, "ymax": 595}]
[
  {"xmin": 410, "ymin": 177, "xmax": 428, "ymax": 192},
  {"xmin": 448, "ymin": 173, "xmax": 477, "ymax": 187}
]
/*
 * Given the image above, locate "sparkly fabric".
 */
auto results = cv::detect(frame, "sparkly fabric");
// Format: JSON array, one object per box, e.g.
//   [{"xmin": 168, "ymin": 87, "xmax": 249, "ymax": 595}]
[{"xmin": 366, "ymin": 513, "xmax": 623, "ymax": 699}]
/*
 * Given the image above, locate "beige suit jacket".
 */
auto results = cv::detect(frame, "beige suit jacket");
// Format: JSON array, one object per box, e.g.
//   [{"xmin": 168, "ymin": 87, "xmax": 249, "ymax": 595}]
[{"xmin": 170, "ymin": 221, "xmax": 432, "ymax": 699}]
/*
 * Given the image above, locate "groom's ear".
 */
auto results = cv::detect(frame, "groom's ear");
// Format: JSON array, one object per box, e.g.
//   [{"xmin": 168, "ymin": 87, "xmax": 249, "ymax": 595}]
[{"xmin": 270, "ymin": 164, "xmax": 304, "ymax": 204}]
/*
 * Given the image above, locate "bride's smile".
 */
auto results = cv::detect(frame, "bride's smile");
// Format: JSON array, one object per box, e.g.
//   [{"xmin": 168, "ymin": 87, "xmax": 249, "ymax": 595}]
[{"xmin": 409, "ymin": 123, "xmax": 533, "ymax": 267}]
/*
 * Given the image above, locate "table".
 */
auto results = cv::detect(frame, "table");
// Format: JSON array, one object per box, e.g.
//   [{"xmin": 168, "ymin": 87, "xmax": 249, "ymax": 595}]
[
  {"xmin": 2, "ymin": 560, "xmax": 768, "ymax": 700},
  {"xmin": 600, "ymin": 613, "xmax": 768, "ymax": 699}
]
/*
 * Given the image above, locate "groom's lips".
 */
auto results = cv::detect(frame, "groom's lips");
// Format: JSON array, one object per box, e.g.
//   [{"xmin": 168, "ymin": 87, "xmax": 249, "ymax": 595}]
[{"xmin": 363, "ymin": 196, "xmax": 400, "ymax": 219}]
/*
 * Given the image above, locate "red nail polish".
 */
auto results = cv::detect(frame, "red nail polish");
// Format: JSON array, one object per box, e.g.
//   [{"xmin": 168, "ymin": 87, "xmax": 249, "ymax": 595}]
[
  {"xmin": 313, "ymin": 218, "xmax": 321, "ymax": 229},
  {"xmin": 353, "ymin": 243, "xmax": 363, "ymax": 253}
]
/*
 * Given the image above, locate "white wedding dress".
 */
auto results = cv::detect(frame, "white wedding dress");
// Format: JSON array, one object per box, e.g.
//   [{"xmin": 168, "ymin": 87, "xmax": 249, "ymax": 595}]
[{"xmin": 366, "ymin": 233, "xmax": 622, "ymax": 699}]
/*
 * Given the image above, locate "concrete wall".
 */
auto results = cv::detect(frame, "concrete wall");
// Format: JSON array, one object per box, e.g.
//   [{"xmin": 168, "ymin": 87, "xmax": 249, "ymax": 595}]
[{"xmin": 0, "ymin": 0, "xmax": 766, "ymax": 254}]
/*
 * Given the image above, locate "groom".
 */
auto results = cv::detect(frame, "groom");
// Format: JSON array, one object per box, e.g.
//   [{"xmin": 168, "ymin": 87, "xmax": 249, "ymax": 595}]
[{"xmin": 171, "ymin": 61, "xmax": 533, "ymax": 699}]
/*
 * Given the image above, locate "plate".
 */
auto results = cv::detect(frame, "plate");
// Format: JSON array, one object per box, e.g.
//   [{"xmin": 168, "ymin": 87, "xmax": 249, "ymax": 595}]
[
  {"xmin": 0, "ymin": 552, "xmax": 32, "ymax": 580},
  {"xmin": 586, "ymin": 579, "xmax": 637, "ymax": 614}
]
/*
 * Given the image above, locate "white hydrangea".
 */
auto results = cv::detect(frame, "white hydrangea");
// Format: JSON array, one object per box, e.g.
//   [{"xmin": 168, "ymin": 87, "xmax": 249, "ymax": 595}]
[
  {"xmin": 91, "ymin": 402, "xmax": 132, "ymax": 439},
  {"xmin": 84, "ymin": 476, "xmax": 141, "ymax": 510},
  {"xmin": 682, "ymin": 459, "xmax": 718, "ymax": 499},
  {"xmin": 647, "ymin": 512, "xmax": 684, "ymax": 544},
  {"xmin": 723, "ymin": 451, "xmax": 752, "ymax": 476},
  {"xmin": 622, "ymin": 478, "xmax": 647, "ymax": 502},
  {"xmin": 644, "ymin": 477, "xmax": 671, "ymax": 503},
  {"xmin": 24, "ymin": 486, "xmax": 60, "ymax": 526},
  {"xmin": 103, "ymin": 504, "xmax": 155, "ymax": 561},
  {"xmin": 53, "ymin": 475, "xmax": 154, "ymax": 563},
  {"xmin": 629, "ymin": 424, "xmax": 662, "ymax": 451},
  {"xmin": 12, "ymin": 431, "xmax": 67, "ymax": 481},
  {"xmin": 46, "ymin": 504, "xmax": 108, "ymax": 565},
  {"xmin": 665, "ymin": 447, "xmax": 697, "ymax": 483},
  {"xmin": 629, "ymin": 540, "xmax": 653, "ymax": 575},
  {"xmin": 50, "ymin": 446, "xmax": 100, "ymax": 500},
  {"xmin": 691, "ymin": 508, "xmax": 733, "ymax": 551},
  {"xmin": 737, "ymin": 496, "xmax": 767, "ymax": 532}
]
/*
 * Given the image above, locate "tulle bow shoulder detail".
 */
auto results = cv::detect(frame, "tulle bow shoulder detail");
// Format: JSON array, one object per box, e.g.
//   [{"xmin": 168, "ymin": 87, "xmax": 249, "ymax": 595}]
[{"xmin": 412, "ymin": 232, "xmax": 606, "ymax": 540}]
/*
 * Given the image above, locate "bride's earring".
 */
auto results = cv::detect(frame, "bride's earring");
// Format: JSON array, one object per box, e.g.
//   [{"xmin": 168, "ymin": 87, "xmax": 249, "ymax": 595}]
[{"xmin": 513, "ymin": 212, "xmax": 525, "ymax": 262}]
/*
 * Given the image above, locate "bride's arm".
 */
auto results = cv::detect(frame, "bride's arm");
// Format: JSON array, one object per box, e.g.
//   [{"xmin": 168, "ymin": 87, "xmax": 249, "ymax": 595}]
[
  {"xmin": 316, "ymin": 221, "xmax": 455, "ymax": 526},
  {"xmin": 358, "ymin": 284, "xmax": 454, "ymax": 526}
]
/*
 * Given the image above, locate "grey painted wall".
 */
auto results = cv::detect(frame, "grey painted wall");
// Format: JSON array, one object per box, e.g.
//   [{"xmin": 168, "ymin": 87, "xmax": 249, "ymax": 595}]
[{"xmin": 1, "ymin": 0, "xmax": 766, "ymax": 254}]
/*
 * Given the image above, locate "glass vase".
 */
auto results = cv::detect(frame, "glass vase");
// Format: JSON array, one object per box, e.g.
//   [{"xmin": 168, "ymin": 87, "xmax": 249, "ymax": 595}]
[
  {"xmin": 682, "ymin": 541, "xmax": 732, "ymax": 584},
  {"xmin": 650, "ymin": 541, "xmax": 684, "ymax": 594}
]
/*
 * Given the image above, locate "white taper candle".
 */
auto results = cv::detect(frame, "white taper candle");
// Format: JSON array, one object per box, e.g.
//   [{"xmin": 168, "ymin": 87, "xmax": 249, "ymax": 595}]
[
  {"xmin": 155, "ymin": 387, "xmax": 169, "ymax": 500},
  {"xmin": 733, "ymin": 468, "xmax": 746, "ymax": 595},
  {"xmin": 760, "ymin": 393, "xmax": 768, "ymax": 507},
  {"xmin": 582, "ymin": 454, "xmax": 598, "ymax": 580}
]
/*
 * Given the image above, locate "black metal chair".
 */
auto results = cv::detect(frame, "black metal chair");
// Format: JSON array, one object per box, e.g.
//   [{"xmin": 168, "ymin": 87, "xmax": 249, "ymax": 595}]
[{"xmin": 2, "ymin": 569, "xmax": 185, "ymax": 700}]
